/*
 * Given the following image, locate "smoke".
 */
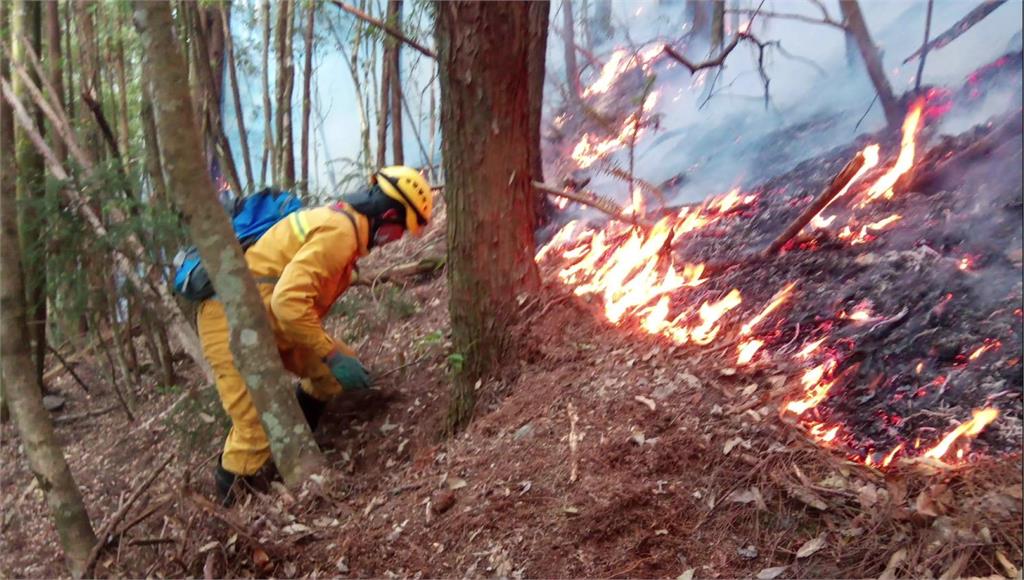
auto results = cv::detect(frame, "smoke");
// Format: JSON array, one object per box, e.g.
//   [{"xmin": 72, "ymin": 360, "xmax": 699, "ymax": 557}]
[{"xmin": 541, "ymin": 0, "xmax": 1024, "ymax": 208}]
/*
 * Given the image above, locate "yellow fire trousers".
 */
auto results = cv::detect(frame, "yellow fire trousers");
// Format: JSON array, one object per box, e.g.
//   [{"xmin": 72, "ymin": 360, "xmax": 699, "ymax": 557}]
[{"xmin": 196, "ymin": 284, "xmax": 354, "ymax": 476}]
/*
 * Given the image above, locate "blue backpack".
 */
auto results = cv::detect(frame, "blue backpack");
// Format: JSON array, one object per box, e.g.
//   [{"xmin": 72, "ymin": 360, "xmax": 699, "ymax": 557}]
[{"xmin": 173, "ymin": 189, "xmax": 303, "ymax": 301}]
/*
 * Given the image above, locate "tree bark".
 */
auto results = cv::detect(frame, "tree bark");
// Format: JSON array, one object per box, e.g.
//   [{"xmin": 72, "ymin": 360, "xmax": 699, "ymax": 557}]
[
  {"xmin": 528, "ymin": 0, "xmax": 552, "ymax": 225},
  {"xmin": 132, "ymin": 0, "xmax": 323, "ymax": 487},
  {"xmin": 437, "ymin": 1, "xmax": 546, "ymax": 433},
  {"xmin": 13, "ymin": 0, "xmax": 48, "ymax": 391},
  {"xmin": 72, "ymin": 0, "xmax": 101, "ymax": 152},
  {"xmin": 45, "ymin": 0, "xmax": 66, "ymax": 162},
  {"xmin": 300, "ymin": 1, "xmax": 315, "ymax": 188},
  {"xmin": 561, "ymin": 0, "xmax": 581, "ymax": 109},
  {"xmin": 274, "ymin": 0, "xmax": 295, "ymax": 187},
  {"xmin": 711, "ymin": 0, "xmax": 725, "ymax": 53},
  {"xmin": 839, "ymin": 0, "xmax": 901, "ymax": 127},
  {"xmin": 388, "ymin": 0, "xmax": 403, "ymax": 166},
  {"xmin": 1, "ymin": 26, "xmax": 98, "ymax": 573}
]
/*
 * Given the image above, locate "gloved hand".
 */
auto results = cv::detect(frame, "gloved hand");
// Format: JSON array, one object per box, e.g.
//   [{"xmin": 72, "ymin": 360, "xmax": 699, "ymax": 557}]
[{"xmin": 324, "ymin": 351, "xmax": 371, "ymax": 391}]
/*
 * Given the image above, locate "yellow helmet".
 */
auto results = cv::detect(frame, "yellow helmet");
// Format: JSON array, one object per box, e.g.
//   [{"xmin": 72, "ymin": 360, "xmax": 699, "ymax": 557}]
[{"xmin": 372, "ymin": 166, "xmax": 432, "ymax": 236}]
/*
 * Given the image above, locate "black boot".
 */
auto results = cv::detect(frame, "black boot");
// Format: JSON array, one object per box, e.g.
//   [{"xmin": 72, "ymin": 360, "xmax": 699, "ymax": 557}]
[
  {"xmin": 214, "ymin": 459, "xmax": 240, "ymax": 506},
  {"xmin": 295, "ymin": 385, "xmax": 327, "ymax": 432}
]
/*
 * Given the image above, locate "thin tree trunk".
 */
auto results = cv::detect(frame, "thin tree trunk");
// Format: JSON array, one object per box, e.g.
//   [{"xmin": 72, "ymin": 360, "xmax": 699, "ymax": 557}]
[
  {"xmin": 0, "ymin": 0, "xmax": 13, "ymax": 422},
  {"xmin": 221, "ymin": 3, "xmax": 254, "ymax": 191},
  {"xmin": 45, "ymin": 0, "xmax": 66, "ymax": 162},
  {"xmin": 388, "ymin": 0, "xmax": 403, "ymax": 165},
  {"xmin": 561, "ymin": 0, "xmax": 581, "ymax": 109},
  {"xmin": 914, "ymin": 0, "xmax": 934, "ymax": 93},
  {"xmin": 529, "ymin": 0, "xmax": 552, "ymax": 225},
  {"xmin": 376, "ymin": 2, "xmax": 392, "ymax": 168},
  {"xmin": 300, "ymin": 2, "xmax": 315, "ymax": 188},
  {"xmin": 593, "ymin": 0, "xmax": 612, "ymax": 44},
  {"xmin": 330, "ymin": 13, "xmax": 371, "ymax": 170},
  {"xmin": 711, "ymin": 0, "xmax": 725, "ymax": 53},
  {"xmin": 261, "ymin": 0, "xmax": 273, "ymax": 183},
  {"xmin": 73, "ymin": 0, "xmax": 100, "ymax": 152},
  {"xmin": 840, "ymin": 0, "xmax": 901, "ymax": 127},
  {"xmin": 1, "ymin": 29, "xmax": 98, "ymax": 571},
  {"xmin": 13, "ymin": 0, "xmax": 48, "ymax": 391},
  {"xmin": 140, "ymin": 94, "xmax": 169, "ymax": 203},
  {"xmin": 113, "ymin": 11, "xmax": 131, "ymax": 155},
  {"xmin": 437, "ymin": 1, "xmax": 546, "ymax": 433},
  {"xmin": 132, "ymin": 0, "xmax": 323, "ymax": 487},
  {"xmin": 275, "ymin": 0, "xmax": 296, "ymax": 187}
]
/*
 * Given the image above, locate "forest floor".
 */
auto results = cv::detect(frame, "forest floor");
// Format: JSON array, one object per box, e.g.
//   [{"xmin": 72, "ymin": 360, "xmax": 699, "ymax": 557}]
[
  {"xmin": 2, "ymin": 204, "xmax": 1021, "ymax": 578},
  {"xmin": 3, "ymin": 112, "xmax": 1024, "ymax": 579}
]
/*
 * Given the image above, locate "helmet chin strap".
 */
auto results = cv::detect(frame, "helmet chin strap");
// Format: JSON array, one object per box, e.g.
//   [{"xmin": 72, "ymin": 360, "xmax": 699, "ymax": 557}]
[{"xmin": 341, "ymin": 185, "xmax": 406, "ymax": 248}]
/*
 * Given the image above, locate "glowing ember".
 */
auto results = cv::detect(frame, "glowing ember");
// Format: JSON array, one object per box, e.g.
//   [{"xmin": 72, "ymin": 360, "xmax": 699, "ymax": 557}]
[
  {"xmin": 881, "ymin": 443, "xmax": 905, "ymax": 467},
  {"xmin": 810, "ymin": 423, "xmax": 840, "ymax": 443},
  {"xmin": 784, "ymin": 359, "xmax": 838, "ymax": 415},
  {"xmin": 922, "ymin": 408, "xmax": 1000, "ymax": 460},
  {"xmin": 841, "ymin": 305, "xmax": 875, "ymax": 322},
  {"xmin": 796, "ymin": 338, "xmax": 826, "ymax": 359},
  {"xmin": 736, "ymin": 339, "xmax": 764, "ymax": 365},
  {"xmin": 856, "ymin": 99, "xmax": 925, "ymax": 207},
  {"xmin": 958, "ymin": 255, "xmax": 976, "ymax": 271},
  {"xmin": 968, "ymin": 339, "xmax": 1002, "ymax": 361},
  {"xmin": 837, "ymin": 214, "xmax": 902, "ymax": 245}
]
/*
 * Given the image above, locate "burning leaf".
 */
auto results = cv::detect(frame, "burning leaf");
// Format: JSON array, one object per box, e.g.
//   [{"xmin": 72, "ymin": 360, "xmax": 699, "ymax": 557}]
[
  {"xmin": 756, "ymin": 566, "xmax": 788, "ymax": 580},
  {"xmin": 795, "ymin": 534, "xmax": 826, "ymax": 559}
]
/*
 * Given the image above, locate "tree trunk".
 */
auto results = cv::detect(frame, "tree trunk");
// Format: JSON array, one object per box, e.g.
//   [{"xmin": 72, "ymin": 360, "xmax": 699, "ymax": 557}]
[
  {"xmin": 45, "ymin": 0, "xmax": 66, "ymax": 162},
  {"xmin": 388, "ymin": 0, "xmax": 403, "ymax": 166},
  {"xmin": 1, "ymin": 28, "xmax": 98, "ymax": 572},
  {"xmin": 274, "ymin": 0, "xmax": 295, "ymax": 187},
  {"xmin": 437, "ymin": 1, "xmax": 546, "ymax": 433},
  {"xmin": 528, "ymin": 0, "xmax": 552, "ymax": 225},
  {"xmin": 376, "ymin": 2, "xmax": 392, "ymax": 169},
  {"xmin": 686, "ymin": 0, "xmax": 710, "ymax": 42},
  {"xmin": 72, "ymin": 0, "xmax": 100, "ymax": 152},
  {"xmin": 711, "ymin": 0, "xmax": 725, "ymax": 53},
  {"xmin": 132, "ymin": 0, "xmax": 323, "ymax": 487},
  {"xmin": 839, "ymin": 0, "xmax": 902, "ymax": 127},
  {"xmin": 260, "ymin": 0, "xmax": 273, "ymax": 183},
  {"xmin": 300, "ymin": 1, "xmax": 315, "ymax": 189},
  {"xmin": 13, "ymin": 0, "xmax": 48, "ymax": 391},
  {"xmin": 561, "ymin": 0, "xmax": 581, "ymax": 108},
  {"xmin": 593, "ymin": 0, "xmax": 612, "ymax": 44},
  {"xmin": 221, "ymin": 3, "xmax": 255, "ymax": 191}
]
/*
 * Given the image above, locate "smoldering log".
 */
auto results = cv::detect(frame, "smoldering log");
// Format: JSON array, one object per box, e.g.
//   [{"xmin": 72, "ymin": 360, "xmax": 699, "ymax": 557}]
[{"xmin": 761, "ymin": 150, "xmax": 868, "ymax": 257}]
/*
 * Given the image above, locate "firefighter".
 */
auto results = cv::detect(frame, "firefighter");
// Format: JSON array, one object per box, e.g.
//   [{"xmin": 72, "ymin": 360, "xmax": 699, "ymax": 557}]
[{"xmin": 198, "ymin": 166, "xmax": 432, "ymax": 503}]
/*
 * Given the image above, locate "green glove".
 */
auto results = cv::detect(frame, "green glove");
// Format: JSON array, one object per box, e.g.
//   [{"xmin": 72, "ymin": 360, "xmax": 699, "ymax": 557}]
[{"xmin": 324, "ymin": 352, "xmax": 371, "ymax": 391}]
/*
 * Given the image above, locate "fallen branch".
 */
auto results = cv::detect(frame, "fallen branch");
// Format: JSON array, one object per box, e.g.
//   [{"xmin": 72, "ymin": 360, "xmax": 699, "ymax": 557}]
[
  {"xmin": 53, "ymin": 405, "xmax": 119, "ymax": 425},
  {"xmin": 84, "ymin": 453, "xmax": 174, "ymax": 576},
  {"xmin": 182, "ymin": 488, "xmax": 277, "ymax": 556},
  {"xmin": 329, "ymin": 0, "xmax": 436, "ymax": 59},
  {"xmin": 354, "ymin": 255, "xmax": 445, "ymax": 287},
  {"xmin": 902, "ymin": 0, "xmax": 1008, "ymax": 64},
  {"xmin": 761, "ymin": 150, "xmax": 868, "ymax": 257},
  {"xmin": 533, "ymin": 181, "xmax": 649, "ymax": 228},
  {"xmin": 46, "ymin": 343, "xmax": 91, "ymax": 393}
]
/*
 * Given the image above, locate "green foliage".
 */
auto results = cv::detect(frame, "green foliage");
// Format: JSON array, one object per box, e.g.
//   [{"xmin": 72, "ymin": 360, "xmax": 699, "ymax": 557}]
[{"xmin": 446, "ymin": 352, "xmax": 465, "ymax": 376}]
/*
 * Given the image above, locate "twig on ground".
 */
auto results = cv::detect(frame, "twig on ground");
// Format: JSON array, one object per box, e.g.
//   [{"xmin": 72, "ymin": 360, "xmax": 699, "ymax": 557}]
[
  {"xmin": 53, "ymin": 404, "xmax": 119, "ymax": 425},
  {"xmin": 84, "ymin": 453, "xmax": 175, "ymax": 575}
]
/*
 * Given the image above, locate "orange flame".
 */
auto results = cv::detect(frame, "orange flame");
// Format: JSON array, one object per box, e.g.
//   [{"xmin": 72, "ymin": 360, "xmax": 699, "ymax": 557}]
[
  {"xmin": 690, "ymin": 289, "xmax": 743, "ymax": 345},
  {"xmin": 796, "ymin": 338, "xmax": 826, "ymax": 359},
  {"xmin": 856, "ymin": 100, "xmax": 925, "ymax": 207},
  {"xmin": 968, "ymin": 339, "xmax": 1002, "ymax": 361},
  {"xmin": 784, "ymin": 359, "xmax": 838, "ymax": 415},
  {"xmin": 837, "ymin": 214, "xmax": 902, "ymax": 245},
  {"xmin": 810, "ymin": 423, "xmax": 840, "ymax": 443},
  {"xmin": 740, "ymin": 282, "xmax": 797, "ymax": 335},
  {"xmin": 881, "ymin": 443, "xmax": 905, "ymax": 467},
  {"xmin": 736, "ymin": 339, "xmax": 764, "ymax": 365},
  {"xmin": 922, "ymin": 408, "xmax": 1000, "ymax": 460}
]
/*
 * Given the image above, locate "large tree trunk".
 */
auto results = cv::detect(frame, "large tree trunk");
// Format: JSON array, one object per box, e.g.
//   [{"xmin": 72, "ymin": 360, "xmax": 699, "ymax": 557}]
[
  {"xmin": 13, "ymin": 0, "xmax": 47, "ymax": 390},
  {"xmin": 840, "ymin": 0, "xmax": 902, "ymax": 127},
  {"xmin": 437, "ymin": 1, "xmax": 546, "ymax": 433},
  {"xmin": 562, "ymin": 0, "xmax": 581, "ymax": 108},
  {"xmin": 300, "ymin": 2, "xmax": 315, "ymax": 189},
  {"xmin": 132, "ymin": 0, "xmax": 323, "ymax": 487},
  {"xmin": 1, "ymin": 18, "xmax": 98, "ymax": 571},
  {"xmin": 274, "ymin": 0, "xmax": 295, "ymax": 187},
  {"xmin": 388, "ymin": 0, "xmax": 403, "ymax": 166}
]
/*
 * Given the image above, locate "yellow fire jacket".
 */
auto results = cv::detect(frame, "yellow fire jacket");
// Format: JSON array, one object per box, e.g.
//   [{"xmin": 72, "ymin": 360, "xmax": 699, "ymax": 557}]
[{"xmin": 244, "ymin": 203, "xmax": 370, "ymax": 359}]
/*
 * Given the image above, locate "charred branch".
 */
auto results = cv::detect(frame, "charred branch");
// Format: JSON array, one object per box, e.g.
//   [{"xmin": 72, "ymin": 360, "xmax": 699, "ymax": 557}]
[
  {"xmin": 533, "ymin": 181, "xmax": 650, "ymax": 228},
  {"xmin": 903, "ymin": 0, "xmax": 1009, "ymax": 64},
  {"xmin": 329, "ymin": 0, "xmax": 435, "ymax": 59}
]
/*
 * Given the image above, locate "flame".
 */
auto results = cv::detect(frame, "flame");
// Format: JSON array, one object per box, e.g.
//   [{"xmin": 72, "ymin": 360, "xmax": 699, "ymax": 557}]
[
  {"xmin": 536, "ymin": 220, "xmax": 582, "ymax": 262},
  {"xmin": 571, "ymin": 92, "xmax": 660, "ymax": 169},
  {"xmin": 784, "ymin": 359, "xmax": 838, "ymax": 415},
  {"xmin": 689, "ymin": 289, "xmax": 743, "ymax": 345},
  {"xmin": 922, "ymin": 408, "xmax": 1000, "ymax": 460},
  {"xmin": 856, "ymin": 100, "xmax": 925, "ymax": 207},
  {"xmin": 958, "ymin": 255, "xmax": 975, "ymax": 271},
  {"xmin": 736, "ymin": 339, "xmax": 764, "ymax": 365},
  {"xmin": 810, "ymin": 423, "xmax": 840, "ymax": 443},
  {"xmin": 967, "ymin": 339, "xmax": 1002, "ymax": 361},
  {"xmin": 582, "ymin": 44, "xmax": 665, "ymax": 99},
  {"xmin": 796, "ymin": 338, "xmax": 826, "ymax": 359},
  {"xmin": 837, "ymin": 214, "xmax": 902, "ymax": 245},
  {"xmin": 740, "ymin": 282, "xmax": 797, "ymax": 335},
  {"xmin": 881, "ymin": 443, "xmax": 905, "ymax": 467},
  {"xmin": 841, "ymin": 305, "xmax": 874, "ymax": 322}
]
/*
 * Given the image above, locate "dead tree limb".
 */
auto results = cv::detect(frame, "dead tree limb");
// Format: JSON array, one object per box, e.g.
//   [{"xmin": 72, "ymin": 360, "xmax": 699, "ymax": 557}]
[
  {"xmin": 46, "ymin": 343, "xmax": 90, "ymax": 393},
  {"xmin": 533, "ymin": 181, "xmax": 650, "ymax": 228},
  {"xmin": 329, "ymin": 0, "xmax": 435, "ymax": 59},
  {"xmin": 914, "ymin": 0, "xmax": 935, "ymax": 92},
  {"xmin": 903, "ymin": 0, "xmax": 1008, "ymax": 64},
  {"xmin": 762, "ymin": 151, "xmax": 868, "ymax": 257}
]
